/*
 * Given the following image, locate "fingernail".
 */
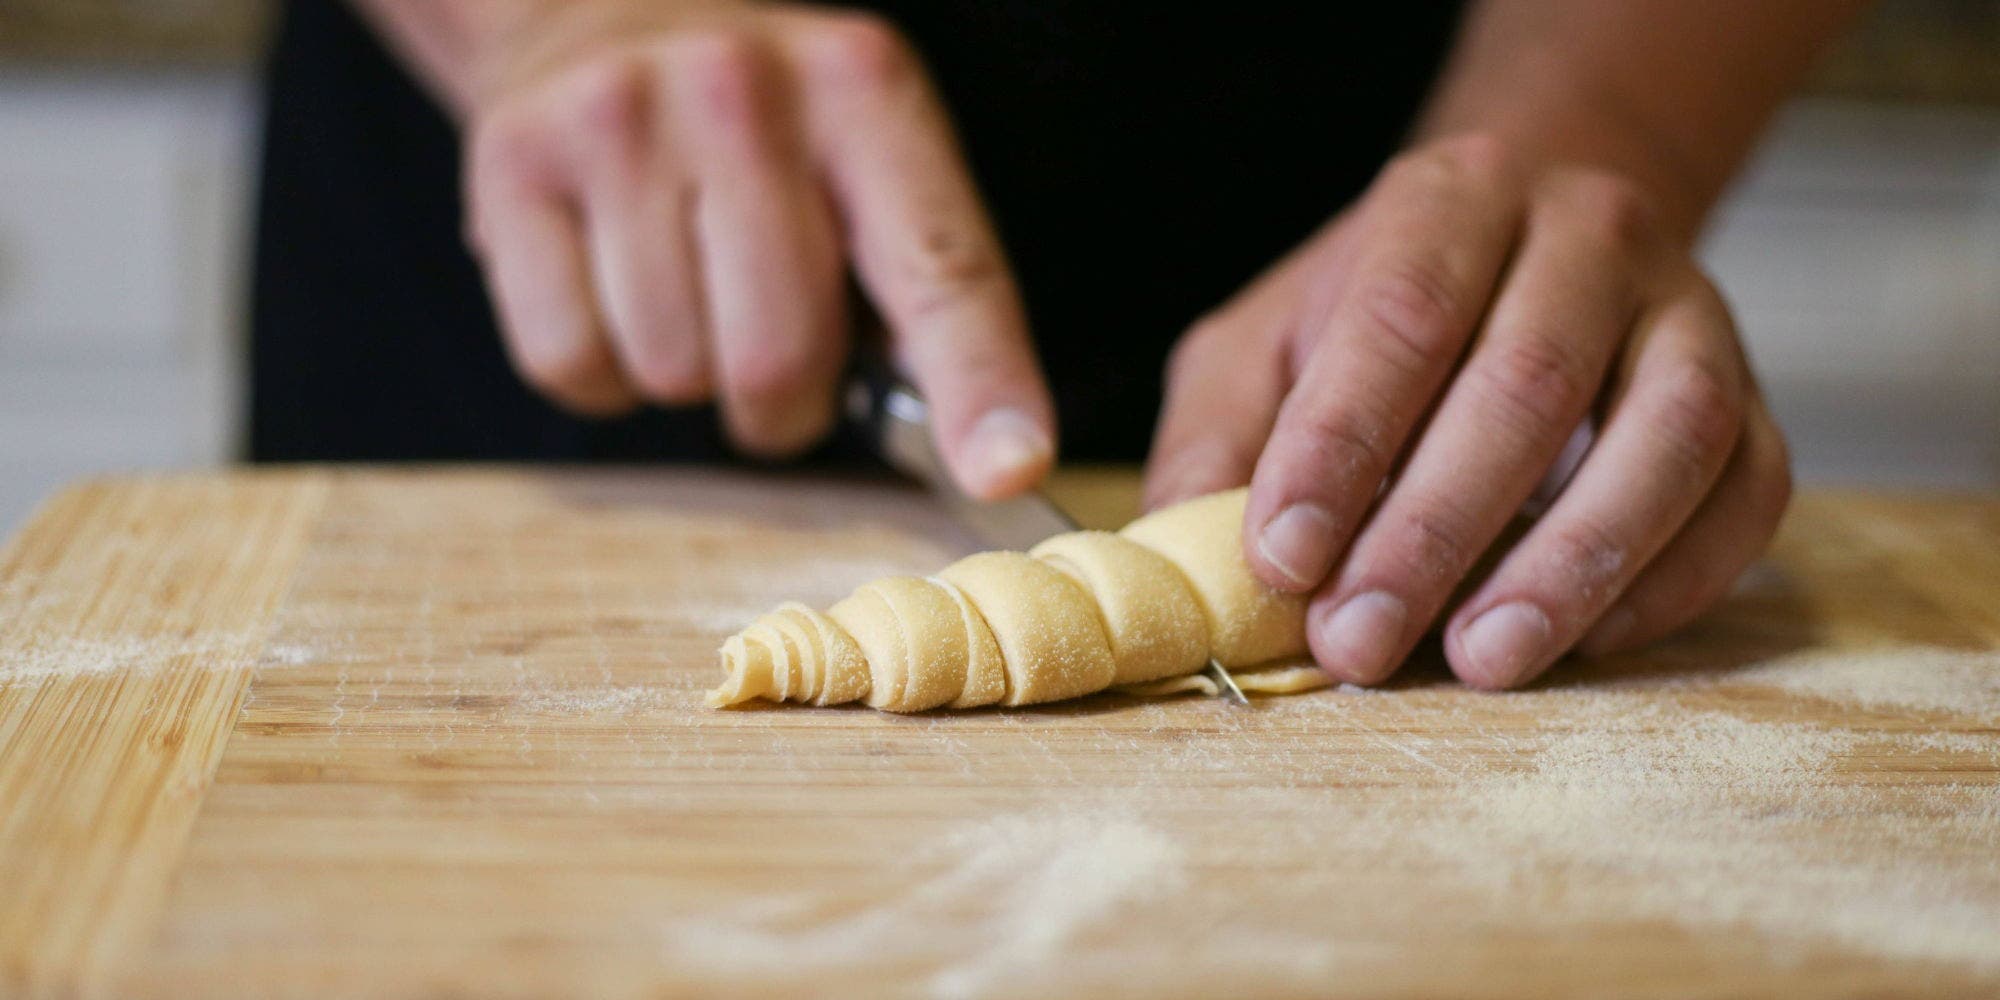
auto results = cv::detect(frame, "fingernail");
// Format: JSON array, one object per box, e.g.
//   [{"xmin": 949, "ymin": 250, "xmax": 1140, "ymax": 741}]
[
  {"xmin": 1314, "ymin": 591, "xmax": 1407, "ymax": 684},
  {"xmin": 1458, "ymin": 601, "xmax": 1553, "ymax": 689},
  {"xmin": 1256, "ymin": 503, "xmax": 1339, "ymax": 588},
  {"xmin": 1579, "ymin": 605, "xmax": 1637, "ymax": 656},
  {"xmin": 963, "ymin": 408, "xmax": 1053, "ymax": 498}
]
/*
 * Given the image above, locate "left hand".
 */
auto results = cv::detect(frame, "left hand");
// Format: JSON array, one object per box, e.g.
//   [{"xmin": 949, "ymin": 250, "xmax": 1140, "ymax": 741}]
[{"xmin": 1144, "ymin": 133, "xmax": 1792, "ymax": 690}]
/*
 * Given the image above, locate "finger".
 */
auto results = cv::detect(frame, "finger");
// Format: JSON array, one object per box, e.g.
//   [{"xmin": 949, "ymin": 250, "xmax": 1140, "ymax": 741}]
[
  {"xmin": 1143, "ymin": 322, "xmax": 1285, "ymax": 512},
  {"xmin": 1576, "ymin": 399, "xmax": 1790, "ymax": 656},
  {"xmin": 465, "ymin": 112, "xmax": 639, "ymax": 416},
  {"xmin": 671, "ymin": 34, "xmax": 846, "ymax": 456},
  {"xmin": 1245, "ymin": 136, "xmax": 1524, "ymax": 592},
  {"xmin": 1444, "ymin": 277, "xmax": 1747, "ymax": 688},
  {"xmin": 566, "ymin": 58, "xmax": 713, "ymax": 405},
  {"xmin": 790, "ymin": 15, "xmax": 1054, "ymax": 498},
  {"xmin": 1306, "ymin": 172, "xmax": 1651, "ymax": 685},
  {"xmin": 1143, "ymin": 245, "xmax": 1325, "ymax": 510}
]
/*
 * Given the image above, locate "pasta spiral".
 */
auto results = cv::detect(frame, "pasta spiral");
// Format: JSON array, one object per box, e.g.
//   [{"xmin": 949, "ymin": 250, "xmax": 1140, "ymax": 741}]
[{"xmin": 707, "ymin": 488, "xmax": 1329, "ymax": 711}]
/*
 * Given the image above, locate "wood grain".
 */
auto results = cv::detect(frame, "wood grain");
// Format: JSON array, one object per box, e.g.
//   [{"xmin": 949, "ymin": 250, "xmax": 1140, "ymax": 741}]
[
  {"xmin": 0, "ymin": 468, "xmax": 1995, "ymax": 999},
  {"xmin": 0, "ymin": 472, "xmax": 328, "ymax": 998}
]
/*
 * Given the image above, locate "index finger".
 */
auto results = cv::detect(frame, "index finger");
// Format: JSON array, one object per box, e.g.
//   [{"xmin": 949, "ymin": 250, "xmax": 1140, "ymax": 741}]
[
  {"xmin": 788, "ymin": 16, "xmax": 1055, "ymax": 499},
  {"xmin": 1244, "ymin": 137, "xmax": 1524, "ymax": 593}
]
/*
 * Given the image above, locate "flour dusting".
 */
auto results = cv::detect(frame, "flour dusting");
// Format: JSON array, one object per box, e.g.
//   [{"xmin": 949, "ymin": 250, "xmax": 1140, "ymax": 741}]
[
  {"xmin": 1726, "ymin": 646, "xmax": 2000, "ymax": 718},
  {"xmin": 0, "ymin": 634, "xmax": 262, "ymax": 684},
  {"xmin": 1404, "ymin": 710, "xmax": 2000, "ymax": 966},
  {"xmin": 927, "ymin": 814, "xmax": 1186, "ymax": 999},
  {"xmin": 663, "ymin": 645, "xmax": 2000, "ymax": 988},
  {"xmin": 515, "ymin": 684, "xmax": 669, "ymax": 715},
  {"xmin": 1327, "ymin": 647, "xmax": 2000, "ymax": 969},
  {"xmin": 661, "ymin": 809, "xmax": 1185, "ymax": 998}
]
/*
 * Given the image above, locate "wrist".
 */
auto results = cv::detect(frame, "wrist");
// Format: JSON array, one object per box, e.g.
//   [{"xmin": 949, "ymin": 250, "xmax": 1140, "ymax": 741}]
[
  {"xmin": 352, "ymin": 0, "xmax": 734, "ymax": 120},
  {"xmin": 343, "ymin": 0, "xmax": 534, "ymax": 116},
  {"xmin": 1415, "ymin": 39, "xmax": 1729, "ymax": 242}
]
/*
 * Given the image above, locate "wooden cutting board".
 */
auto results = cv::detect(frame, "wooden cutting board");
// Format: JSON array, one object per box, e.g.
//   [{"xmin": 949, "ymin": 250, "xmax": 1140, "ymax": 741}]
[{"xmin": 2, "ymin": 467, "xmax": 1997, "ymax": 999}]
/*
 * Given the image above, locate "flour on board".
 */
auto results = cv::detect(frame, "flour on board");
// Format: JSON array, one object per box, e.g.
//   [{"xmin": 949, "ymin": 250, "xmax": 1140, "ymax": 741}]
[
  {"xmin": 662, "ymin": 644, "xmax": 2000, "ymax": 992},
  {"xmin": 0, "ymin": 634, "xmax": 262, "ymax": 684},
  {"xmin": 1725, "ymin": 646, "xmax": 2000, "ymax": 718},
  {"xmin": 659, "ymin": 808, "xmax": 1191, "ymax": 998}
]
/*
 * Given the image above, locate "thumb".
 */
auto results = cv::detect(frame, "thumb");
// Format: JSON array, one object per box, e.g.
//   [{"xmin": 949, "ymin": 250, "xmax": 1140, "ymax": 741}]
[
  {"xmin": 1142, "ymin": 243, "xmax": 1334, "ymax": 510},
  {"xmin": 1142, "ymin": 317, "xmax": 1288, "ymax": 512}
]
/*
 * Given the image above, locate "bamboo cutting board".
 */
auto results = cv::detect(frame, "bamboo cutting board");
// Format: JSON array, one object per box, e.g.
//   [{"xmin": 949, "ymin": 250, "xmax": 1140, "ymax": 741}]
[{"xmin": 2, "ymin": 467, "xmax": 1997, "ymax": 999}]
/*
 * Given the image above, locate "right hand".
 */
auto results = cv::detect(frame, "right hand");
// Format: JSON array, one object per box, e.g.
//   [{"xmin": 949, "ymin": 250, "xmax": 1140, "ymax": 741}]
[{"xmin": 460, "ymin": 2, "xmax": 1055, "ymax": 497}]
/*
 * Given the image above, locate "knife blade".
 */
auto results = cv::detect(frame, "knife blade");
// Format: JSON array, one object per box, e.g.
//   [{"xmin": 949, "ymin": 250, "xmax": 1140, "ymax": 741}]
[
  {"xmin": 845, "ymin": 361, "xmax": 1252, "ymax": 706},
  {"xmin": 845, "ymin": 373, "xmax": 1074, "ymax": 550}
]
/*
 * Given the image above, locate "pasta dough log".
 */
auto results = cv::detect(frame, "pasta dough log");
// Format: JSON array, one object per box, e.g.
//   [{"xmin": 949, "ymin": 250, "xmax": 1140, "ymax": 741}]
[
  {"xmin": 1030, "ymin": 531, "xmax": 1207, "ymax": 684},
  {"xmin": 707, "ymin": 487, "xmax": 1326, "ymax": 711},
  {"xmin": 830, "ymin": 578, "xmax": 996, "ymax": 713},
  {"xmin": 933, "ymin": 579, "xmax": 1007, "ymax": 709},
  {"xmin": 936, "ymin": 551, "xmax": 1116, "ymax": 705},
  {"xmin": 860, "ymin": 576, "xmax": 976, "ymax": 713},
  {"xmin": 1120, "ymin": 489, "xmax": 1308, "ymax": 668},
  {"xmin": 825, "ymin": 587, "xmax": 907, "ymax": 709}
]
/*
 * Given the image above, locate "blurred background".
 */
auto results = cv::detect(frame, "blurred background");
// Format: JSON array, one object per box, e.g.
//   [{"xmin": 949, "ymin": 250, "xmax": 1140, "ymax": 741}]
[{"xmin": 0, "ymin": 0, "xmax": 1995, "ymax": 533}]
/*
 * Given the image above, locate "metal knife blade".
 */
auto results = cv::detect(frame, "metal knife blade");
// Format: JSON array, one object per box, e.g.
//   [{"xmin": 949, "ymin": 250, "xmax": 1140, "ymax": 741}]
[{"xmin": 846, "ymin": 373, "xmax": 1077, "ymax": 549}]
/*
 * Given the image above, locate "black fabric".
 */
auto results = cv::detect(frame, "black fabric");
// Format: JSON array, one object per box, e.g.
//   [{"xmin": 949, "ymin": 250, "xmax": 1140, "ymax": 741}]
[{"xmin": 251, "ymin": 0, "xmax": 1463, "ymax": 464}]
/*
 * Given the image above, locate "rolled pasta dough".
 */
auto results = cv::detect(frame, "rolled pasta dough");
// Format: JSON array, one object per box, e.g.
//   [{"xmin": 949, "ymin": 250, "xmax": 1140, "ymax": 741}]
[
  {"xmin": 708, "ymin": 487, "xmax": 1326, "ymax": 712},
  {"xmin": 1120, "ymin": 489, "xmax": 1308, "ymax": 668}
]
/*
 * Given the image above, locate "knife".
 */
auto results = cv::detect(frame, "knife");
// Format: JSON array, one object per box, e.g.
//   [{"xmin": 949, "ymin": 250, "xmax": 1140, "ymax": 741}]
[{"xmin": 845, "ymin": 358, "xmax": 1252, "ymax": 706}]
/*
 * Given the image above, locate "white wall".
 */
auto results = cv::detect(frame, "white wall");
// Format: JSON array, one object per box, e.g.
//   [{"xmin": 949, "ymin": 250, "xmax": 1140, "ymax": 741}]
[
  {"xmin": 1703, "ymin": 101, "xmax": 2000, "ymax": 488},
  {"xmin": 0, "ymin": 74, "xmax": 1993, "ymax": 535},
  {"xmin": 0, "ymin": 66, "xmax": 257, "ymax": 532}
]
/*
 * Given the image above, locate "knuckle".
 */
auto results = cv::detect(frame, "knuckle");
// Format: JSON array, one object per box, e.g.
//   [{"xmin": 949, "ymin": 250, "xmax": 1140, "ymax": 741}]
[
  {"xmin": 561, "ymin": 56, "xmax": 652, "ymax": 158},
  {"xmin": 1543, "ymin": 519, "xmax": 1631, "ymax": 596},
  {"xmin": 1354, "ymin": 257, "xmax": 1471, "ymax": 375},
  {"xmin": 891, "ymin": 227, "xmax": 1007, "ymax": 319},
  {"xmin": 1548, "ymin": 170, "xmax": 1659, "ymax": 255},
  {"xmin": 463, "ymin": 126, "xmax": 553, "ymax": 256},
  {"xmin": 1393, "ymin": 500, "xmax": 1483, "ymax": 585},
  {"xmin": 806, "ymin": 11, "xmax": 915, "ymax": 93},
  {"xmin": 665, "ymin": 30, "xmax": 775, "ymax": 134},
  {"xmin": 1430, "ymin": 131, "xmax": 1518, "ymax": 191},
  {"xmin": 467, "ymin": 107, "xmax": 545, "ymax": 186},
  {"xmin": 1381, "ymin": 145, "xmax": 1452, "ymax": 191},
  {"xmin": 1287, "ymin": 403, "xmax": 1393, "ymax": 482},
  {"xmin": 1650, "ymin": 359, "xmax": 1744, "ymax": 474},
  {"xmin": 1475, "ymin": 338, "xmax": 1593, "ymax": 442}
]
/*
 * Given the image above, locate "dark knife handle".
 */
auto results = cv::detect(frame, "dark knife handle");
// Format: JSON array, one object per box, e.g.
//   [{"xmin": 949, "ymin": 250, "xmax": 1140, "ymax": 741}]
[{"xmin": 843, "ymin": 347, "xmax": 951, "ymax": 492}]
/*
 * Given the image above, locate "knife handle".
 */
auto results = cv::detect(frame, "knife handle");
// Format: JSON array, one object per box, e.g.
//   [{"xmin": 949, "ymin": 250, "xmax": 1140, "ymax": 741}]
[{"xmin": 843, "ymin": 349, "xmax": 955, "ymax": 495}]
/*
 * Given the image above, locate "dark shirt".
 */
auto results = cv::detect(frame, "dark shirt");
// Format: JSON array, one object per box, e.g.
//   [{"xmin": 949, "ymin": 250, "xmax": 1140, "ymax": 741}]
[{"xmin": 251, "ymin": 0, "xmax": 1462, "ymax": 463}]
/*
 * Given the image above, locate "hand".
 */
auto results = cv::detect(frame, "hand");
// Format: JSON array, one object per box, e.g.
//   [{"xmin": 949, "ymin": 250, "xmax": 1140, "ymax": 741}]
[
  {"xmin": 459, "ymin": 2, "xmax": 1054, "ymax": 497},
  {"xmin": 1145, "ymin": 134, "xmax": 1792, "ymax": 689}
]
